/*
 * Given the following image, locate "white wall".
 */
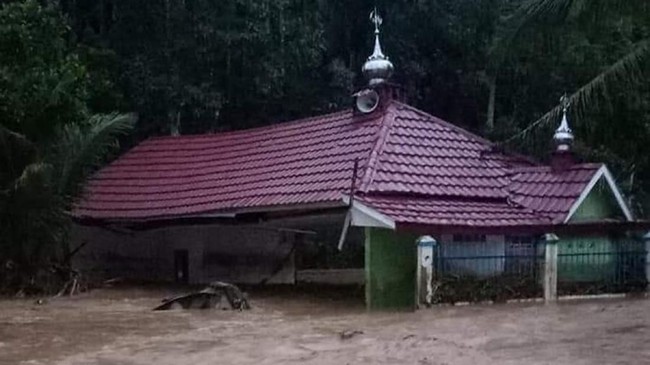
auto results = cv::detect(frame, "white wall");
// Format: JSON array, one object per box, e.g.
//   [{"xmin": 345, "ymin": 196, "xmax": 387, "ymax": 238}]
[{"xmin": 72, "ymin": 224, "xmax": 297, "ymax": 285}]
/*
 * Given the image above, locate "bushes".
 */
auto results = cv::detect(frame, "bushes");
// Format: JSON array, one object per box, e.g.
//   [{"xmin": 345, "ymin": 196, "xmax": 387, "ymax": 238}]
[{"xmin": 433, "ymin": 274, "xmax": 542, "ymax": 304}]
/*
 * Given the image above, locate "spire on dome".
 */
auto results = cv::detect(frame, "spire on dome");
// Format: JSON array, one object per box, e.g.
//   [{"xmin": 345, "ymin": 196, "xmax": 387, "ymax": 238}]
[
  {"xmin": 362, "ymin": 8, "xmax": 394, "ymax": 86},
  {"xmin": 554, "ymin": 94, "xmax": 575, "ymax": 152},
  {"xmin": 370, "ymin": 8, "xmax": 385, "ymax": 59}
]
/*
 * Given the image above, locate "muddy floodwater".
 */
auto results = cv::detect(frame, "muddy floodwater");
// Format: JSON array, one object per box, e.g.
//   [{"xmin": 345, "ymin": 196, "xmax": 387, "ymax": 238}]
[{"xmin": 1, "ymin": 286, "xmax": 649, "ymax": 364}]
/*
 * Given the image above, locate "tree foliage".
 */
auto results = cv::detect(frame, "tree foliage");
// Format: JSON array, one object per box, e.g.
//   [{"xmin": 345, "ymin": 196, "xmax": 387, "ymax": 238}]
[
  {"xmin": 0, "ymin": 0, "xmax": 88, "ymax": 141},
  {"xmin": 493, "ymin": 0, "xmax": 650, "ymax": 213},
  {"xmin": 0, "ymin": 0, "xmax": 134, "ymax": 293},
  {"xmin": 57, "ymin": 0, "xmax": 329, "ymax": 135}
]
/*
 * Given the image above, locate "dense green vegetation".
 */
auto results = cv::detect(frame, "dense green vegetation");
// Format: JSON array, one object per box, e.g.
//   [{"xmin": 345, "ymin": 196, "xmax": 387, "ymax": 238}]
[
  {"xmin": 0, "ymin": 0, "xmax": 648, "ymax": 292},
  {"xmin": 0, "ymin": 0, "xmax": 133, "ymax": 293}
]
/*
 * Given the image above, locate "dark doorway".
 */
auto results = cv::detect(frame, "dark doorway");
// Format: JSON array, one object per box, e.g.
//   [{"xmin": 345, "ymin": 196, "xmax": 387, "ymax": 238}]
[{"xmin": 174, "ymin": 250, "xmax": 189, "ymax": 283}]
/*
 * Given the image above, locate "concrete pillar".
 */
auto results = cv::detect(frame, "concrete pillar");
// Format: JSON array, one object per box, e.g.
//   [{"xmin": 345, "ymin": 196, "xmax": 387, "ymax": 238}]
[
  {"xmin": 416, "ymin": 236, "xmax": 436, "ymax": 308},
  {"xmin": 544, "ymin": 233, "xmax": 559, "ymax": 303}
]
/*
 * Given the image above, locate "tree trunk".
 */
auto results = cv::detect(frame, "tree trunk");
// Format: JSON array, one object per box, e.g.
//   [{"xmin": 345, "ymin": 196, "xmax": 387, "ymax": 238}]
[
  {"xmin": 170, "ymin": 110, "xmax": 180, "ymax": 136},
  {"xmin": 486, "ymin": 74, "xmax": 497, "ymax": 131}
]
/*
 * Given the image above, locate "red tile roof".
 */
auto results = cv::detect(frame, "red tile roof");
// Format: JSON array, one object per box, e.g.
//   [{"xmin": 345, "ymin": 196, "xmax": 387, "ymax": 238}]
[
  {"xmin": 362, "ymin": 103, "xmax": 533, "ymax": 199},
  {"xmin": 75, "ymin": 109, "xmax": 382, "ymax": 219},
  {"xmin": 359, "ymin": 195, "xmax": 551, "ymax": 227},
  {"xmin": 74, "ymin": 100, "xmax": 604, "ymax": 228},
  {"xmin": 508, "ymin": 164, "xmax": 603, "ymax": 224}
]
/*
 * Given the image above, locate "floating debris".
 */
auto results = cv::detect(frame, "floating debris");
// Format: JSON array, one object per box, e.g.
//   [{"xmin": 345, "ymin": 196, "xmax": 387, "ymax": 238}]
[{"xmin": 154, "ymin": 281, "xmax": 250, "ymax": 311}]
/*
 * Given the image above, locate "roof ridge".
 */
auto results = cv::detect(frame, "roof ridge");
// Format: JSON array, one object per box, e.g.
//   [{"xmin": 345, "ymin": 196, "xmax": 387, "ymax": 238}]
[
  {"xmin": 392, "ymin": 100, "xmax": 494, "ymax": 147},
  {"xmin": 392, "ymin": 100, "xmax": 539, "ymax": 167},
  {"xmin": 358, "ymin": 108, "xmax": 397, "ymax": 192}
]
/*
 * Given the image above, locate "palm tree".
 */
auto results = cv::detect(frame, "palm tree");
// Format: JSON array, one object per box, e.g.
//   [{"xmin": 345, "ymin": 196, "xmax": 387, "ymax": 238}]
[
  {"xmin": 487, "ymin": 0, "xmax": 649, "ymax": 135},
  {"xmin": 482, "ymin": 0, "xmax": 649, "ymax": 213},
  {"xmin": 0, "ymin": 0, "xmax": 135, "ymax": 294},
  {"xmin": 0, "ymin": 113, "xmax": 135, "ymax": 294}
]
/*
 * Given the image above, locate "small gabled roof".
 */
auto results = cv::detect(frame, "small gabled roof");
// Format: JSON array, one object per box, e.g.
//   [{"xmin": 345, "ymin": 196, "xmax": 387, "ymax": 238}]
[
  {"xmin": 509, "ymin": 164, "xmax": 633, "ymax": 224},
  {"xmin": 74, "ymin": 100, "xmax": 632, "ymax": 230},
  {"xmin": 508, "ymin": 164, "xmax": 603, "ymax": 224}
]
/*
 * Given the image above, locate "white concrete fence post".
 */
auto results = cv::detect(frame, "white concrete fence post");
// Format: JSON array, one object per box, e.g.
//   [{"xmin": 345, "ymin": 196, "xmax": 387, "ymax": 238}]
[
  {"xmin": 544, "ymin": 233, "xmax": 559, "ymax": 303},
  {"xmin": 416, "ymin": 236, "xmax": 436, "ymax": 308}
]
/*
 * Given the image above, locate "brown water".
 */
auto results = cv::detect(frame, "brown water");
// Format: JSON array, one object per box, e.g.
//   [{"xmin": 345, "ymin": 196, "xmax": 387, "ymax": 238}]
[{"xmin": 1, "ymin": 287, "xmax": 649, "ymax": 365}]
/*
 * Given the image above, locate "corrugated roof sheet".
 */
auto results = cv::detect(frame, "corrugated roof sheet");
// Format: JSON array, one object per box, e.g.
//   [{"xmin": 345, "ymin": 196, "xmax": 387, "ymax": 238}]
[{"xmin": 74, "ymin": 100, "xmax": 603, "ymax": 227}]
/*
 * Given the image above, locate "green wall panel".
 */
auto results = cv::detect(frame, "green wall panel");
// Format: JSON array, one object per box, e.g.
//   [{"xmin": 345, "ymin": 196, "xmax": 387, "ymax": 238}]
[
  {"xmin": 365, "ymin": 227, "xmax": 417, "ymax": 310},
  {"xmin": 560, "ymin": 177, "xmax": 623, "ymax": 282},
  {"xmin": 570, "ymin": 178, "xmax": 624, "ymax": 222},
  {"xmin": 558, "ymin": 236, "xmax": 616, "ymax": 282}
]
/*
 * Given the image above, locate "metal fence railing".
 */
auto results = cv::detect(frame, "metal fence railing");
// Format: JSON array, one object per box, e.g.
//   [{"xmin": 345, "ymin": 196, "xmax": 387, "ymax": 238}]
[
  {"xmin": 557, "ymin": 239, "xmax": 647, "ymax": 295},
  {"xmin": 431, "ymin": 239, "xmax": 647, "ymax": 304},
  {"xmin": 432, "ymin": 241, "xmax": 545, "ymax": 303}
]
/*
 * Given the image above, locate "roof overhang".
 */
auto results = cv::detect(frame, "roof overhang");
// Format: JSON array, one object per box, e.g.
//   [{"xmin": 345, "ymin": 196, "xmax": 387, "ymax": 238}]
[
  {"xmin": 74, "ymin": 196, "xmax": 397, "ymax": 230},
  {"xmin": 563, "ymin": 165, "xmax": 634, "ymax": 223},
  {"xmin": 342, "ymin": 195, "xmax": 396, "ymax": 229},
  {"xmin": 397, "ymin": 220, "xmax": 650, "ymax": 236},
  {"xmin": 72, "ymin": 200, "xmax": 345, "ymax": 229}
]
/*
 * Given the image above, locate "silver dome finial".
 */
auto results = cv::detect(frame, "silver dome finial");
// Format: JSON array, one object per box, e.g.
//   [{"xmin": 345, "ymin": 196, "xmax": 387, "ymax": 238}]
[
  {"xmin": 554, "ymin": 94, "xmax": 574, "ymax": 152},
  {"xmin": 362, "ymin": 8, "xmax": 394, "ymax": 86}
]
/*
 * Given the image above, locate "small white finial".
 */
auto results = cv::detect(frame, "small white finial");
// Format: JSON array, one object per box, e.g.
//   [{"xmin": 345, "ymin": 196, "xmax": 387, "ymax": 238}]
[
  {"xmin": 560, "ymin": 94, "xmax": 570, "ymax": 114},
  {"xmin": 554, "ymin": 93, "xmax": 574, "ymax": 151},
  {"xmin": 370, "ymin": 7, "xmax": 383, "ymax": 35}
]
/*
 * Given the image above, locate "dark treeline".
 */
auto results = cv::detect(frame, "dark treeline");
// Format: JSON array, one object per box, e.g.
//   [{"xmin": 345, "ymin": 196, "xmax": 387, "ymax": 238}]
[
  {"xmin": 56, "ymin": 0, "xmax": 507, "ymax": 135},
  {"xmin": 10, "ymin": 1, "xmax": 646, "ymax": 138}
]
